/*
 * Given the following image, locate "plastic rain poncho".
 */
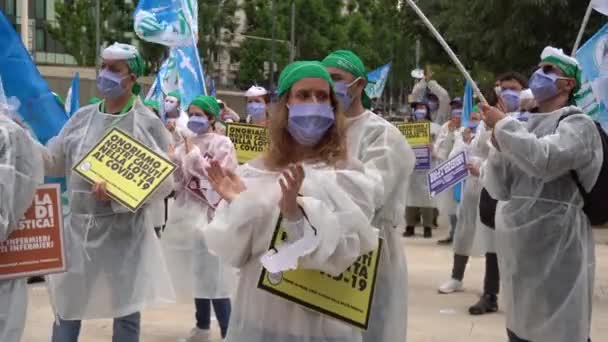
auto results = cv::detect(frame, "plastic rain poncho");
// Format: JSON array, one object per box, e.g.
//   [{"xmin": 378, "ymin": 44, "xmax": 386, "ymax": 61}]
[
  {"xmin": 202, "ymin": 159, "xmax": 379, "ymax": 342},
  {"xmin": 162, "ymin": 132, "xmax": 238, "ymax": 301},
  {"xmin": 0, "ymin": 114, "xmax": 44, "ymax": 342},
  {"xmin": 434, "ymin": 122, "xmax": 464, "ymax": 217},
  {"xmin": 484, "ymin": 107, "xmax": 602, "ymax": 342},
  {"xmin": 345, "ymin": 111, "xmax": 415, "ymax": 342},
  {"xmin": 407, "ymin": 121, "xmax": 441, "ymax": 208},
  {"xmin": 41, "ymin": 99, "xmax": 176, "ymax": 320}
]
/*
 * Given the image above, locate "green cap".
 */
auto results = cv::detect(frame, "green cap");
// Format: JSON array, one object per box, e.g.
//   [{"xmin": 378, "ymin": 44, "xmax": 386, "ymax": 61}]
[
  {"xmin": 322, "ymin": 50, "xmax": 371, "ymax": 109},
  {"xmin": 277, "ymin": 61, "xmax": 334, "ymax": 97},
  {"xmin": 167, "ymin": 90, "xmax": 181, "ymax": 102},
  {"xmin": 190, "ymin": 95, "xmax": 220, "ymax": 118},
  {"xmin": 143, "ymin": 99, "xmax": 159, "ymax": 112}
]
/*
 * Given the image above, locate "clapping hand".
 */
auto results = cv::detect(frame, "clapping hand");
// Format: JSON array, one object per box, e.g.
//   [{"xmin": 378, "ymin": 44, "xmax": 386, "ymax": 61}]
[
  {"xmin": 206, "ymin": 160, "xmax": 246, "ymax": 202},
  {"xmin": 279, "ymin": 164, "xmax": 305, "ymax": 221}
]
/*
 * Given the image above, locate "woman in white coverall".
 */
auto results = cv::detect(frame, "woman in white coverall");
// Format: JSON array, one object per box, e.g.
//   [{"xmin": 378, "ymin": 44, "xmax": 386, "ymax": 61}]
[
  {"xmin": 41, "ymin": 43, "xmax": 175, "ymax": 342},
  {"xmin": 164, "ymin": 95, "xmax": 237, "ymax": 341},
  {"xmin": 0, "ymin": 104, "xmax": 44, "ymax": 342},
  {"xmin": 483, "ymin": 47, "xmax": 599, "ymax": 342},
  {"xmin": 202, "ymin": 61, "xmax": 379, "ymax": 342}
]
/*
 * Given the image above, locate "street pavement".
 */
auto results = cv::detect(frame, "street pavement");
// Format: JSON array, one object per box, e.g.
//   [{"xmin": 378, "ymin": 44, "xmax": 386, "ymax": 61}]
[{"xmin": 22, "ymin": 225, "xmax": 608, "ymax": 342}]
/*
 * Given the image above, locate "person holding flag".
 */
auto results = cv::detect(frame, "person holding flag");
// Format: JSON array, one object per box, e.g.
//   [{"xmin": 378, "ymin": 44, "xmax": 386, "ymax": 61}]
[
  {"xmin": 411, "ymin": 69, "xmax": 451, "ymax": 124},
  {"xmin": 323, "ymin": 50, "xmax": 415, "ymax": 342},
  {"xmin": 40, "ymin": 42, "xmax": 175, "ymax": 342},
  {"xmin": 482, "ymin": 47, "xmax": 599, "ymax": 342}
]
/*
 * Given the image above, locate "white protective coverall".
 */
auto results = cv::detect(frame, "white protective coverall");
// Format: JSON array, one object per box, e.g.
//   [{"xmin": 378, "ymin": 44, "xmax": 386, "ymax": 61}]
[
  {"xmin": 42, "ymin": 99, "xmax": 176, "ymax": 320},
  {"xmin": 202, "ymin": 158, "xmax": 379, "ymax": 342},
  {"xmin": 485, "ymin": 107, "xmax": 601, "ymax": 342},
  {"xmin": 434, "ymin": 123, "xmax": 464, "ymax": 219},
  {"xmin": 345, "ymin": 111, "xmax": 415, "ymax": 342},
  {"xmin": 411, "ymin": 79, "xmax": 451, "ymax": 124},
  {"xmin": 0, "ymin": 115, "xmax": 43, "ymax": 342},
  {"xmin": 407, "ymin": 121, "xmax": 441, "ymax": 208},
  {"xmin": 162, "ymin": 132, "xmax": 238, "ymax": 302}
]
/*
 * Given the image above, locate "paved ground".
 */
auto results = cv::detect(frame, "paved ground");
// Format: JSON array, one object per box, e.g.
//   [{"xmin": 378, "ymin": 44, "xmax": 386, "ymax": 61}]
[{"xmin": 22, "ymin": 225, "xmax": 608, "ymax": 342}]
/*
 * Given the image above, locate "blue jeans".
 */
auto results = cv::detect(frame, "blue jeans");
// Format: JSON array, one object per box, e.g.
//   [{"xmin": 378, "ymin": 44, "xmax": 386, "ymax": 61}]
[
  {"xmin": 195, "ymin": 298, "xmax": 231, "ymax": 338},
  {"xmin": 51, "ymin": 312, "xmax": 141, "ymax": 342}
]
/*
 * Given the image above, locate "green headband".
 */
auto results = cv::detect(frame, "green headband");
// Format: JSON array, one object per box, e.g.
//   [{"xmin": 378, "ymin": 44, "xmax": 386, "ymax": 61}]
[
  {"xmin": 190, "ymin": 95, "xmax": 220, "ymax": 118},
  {"xmin": 167, "ymin": 90, "xmax": 181, "ymax": 102},
  {"xmin": 542, "ymin": 56, "xmax": 582, "ymax": 92},
  {"xmin": 278, "ymin": 61, "xmax": 334, "ymax": 97},
  {"xmin": 322, "ymin": 50, "xmax": 371, "ymax": 109}
]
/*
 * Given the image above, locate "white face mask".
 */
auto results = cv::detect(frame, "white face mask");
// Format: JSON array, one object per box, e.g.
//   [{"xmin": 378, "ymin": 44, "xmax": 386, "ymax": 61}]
[{"xmin": 164, "ymin": 98, "xmax": 178, "ymax": 112}]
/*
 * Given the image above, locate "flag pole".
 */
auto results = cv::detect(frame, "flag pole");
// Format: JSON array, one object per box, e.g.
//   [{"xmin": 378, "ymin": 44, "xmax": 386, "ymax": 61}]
[
  {"xmin": 572, "ymin": 1, "xmax": 594, "ymax": 56},
  {"xmin": 404, "ymin": 0, "xmax": 486, "ymax": 103}
]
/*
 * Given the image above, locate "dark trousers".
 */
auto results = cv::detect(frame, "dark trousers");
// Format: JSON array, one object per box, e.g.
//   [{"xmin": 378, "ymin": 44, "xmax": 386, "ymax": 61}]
[
  {"xmin": 507, "ymin": 330, "xmax": 591, "ymax": 342},
  {"xmin": 195, "ymin": 298, "xmax": 232, "ymax": 338},
  {"xmin": 452, "ymin": 253, "xmax": 500, "ymax": 295}
]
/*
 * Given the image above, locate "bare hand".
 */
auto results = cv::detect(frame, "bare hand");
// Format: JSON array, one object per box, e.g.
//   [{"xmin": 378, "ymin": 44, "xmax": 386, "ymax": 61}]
[
  {"xmin": 279, "ymin": 164, "xmax": 305, "ymax": 221},
  {"xmin": 184, "ymin": 136, "xmax": 194, "ymax": 154},
  {"xmin": 206, "ymin": 160, "xmax": 246, "ymax": 202},
  {"xmin": 496, "ymin": 96, "xmax": 508, "ymax": 113},
  {"xmin": 481, "ymin": 103, "xmax": 506, "ymax": 129},
  {"xmin": 92, "ymin": 182, "xmax": 111, "ymax": 203},
  {"xmin": 467, "ymin": 163, "xmax": 480, "ymax": 177},
  {"xmin": 165, "ymin": 121, "xmax": 176, "ymax": 133},
  {"xmin": 168, "ymin": 144, "xmax": 176, "ymax": 160}
]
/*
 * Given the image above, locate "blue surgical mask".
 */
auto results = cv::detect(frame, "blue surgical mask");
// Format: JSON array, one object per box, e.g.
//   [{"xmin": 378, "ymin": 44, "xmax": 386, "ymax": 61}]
[
  {"xmin": 96, "ymin": 69, "xmax": 127, "ymax": 99},
  {"xmin": 428, "ymin": 101, "xmax": 439, "ymax": 112},
  {"xmin": 468, "ymin": 121, "xmax": 480, "ymax": 130},
  {"xmin": 451, "ymin": 109, "xmax": 463, "ymax": 118},
  {"xmin": 287, "ymin": 103, "xmax": 335, "ymax": 146},
  {"xmin": 516, "ymin": 111, "xmax": 530, "ymax": 122},
  {"xmin": 413, "ymin": 109, "xmax": 427, "ymax": 120},
  {"xmin": 187, "ymin": 115, "xmax": 209, "ymax": 134},
  {"xmin": 247, "ymin": 102, "xmax": 266, "ymax": 120},
  {"xmin": 529, "ymin": 69, "xmax": 559, "ymax": 103},
  {"xmin": 334, "ymin": 78, "xmax": 359, "ymax": 111},
  {"xmin": 501, "ymin": 89, "xmax": 521, "ymax": 112}
]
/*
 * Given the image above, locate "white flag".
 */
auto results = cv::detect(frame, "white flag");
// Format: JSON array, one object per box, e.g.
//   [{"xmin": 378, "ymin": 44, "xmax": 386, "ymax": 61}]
[{"xmin": 592, "ymin": 0, "xmax": 608, "ymax": 15}]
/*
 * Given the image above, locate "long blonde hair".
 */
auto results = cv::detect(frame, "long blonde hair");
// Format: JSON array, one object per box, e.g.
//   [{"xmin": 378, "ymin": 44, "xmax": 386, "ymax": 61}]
[{"xmin": 264, "ymin": 89, "xmax": 347, "ymax": 170}]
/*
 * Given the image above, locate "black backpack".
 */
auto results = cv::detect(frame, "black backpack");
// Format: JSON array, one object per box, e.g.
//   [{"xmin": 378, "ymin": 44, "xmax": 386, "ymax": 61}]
[{"xmin": 558, "ymin": 113, "xmax": 608, "ymax": 226}]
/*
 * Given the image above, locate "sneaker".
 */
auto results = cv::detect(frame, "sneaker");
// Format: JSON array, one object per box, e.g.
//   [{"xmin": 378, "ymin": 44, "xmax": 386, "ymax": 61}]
[
  {"xmin": 469, "ymin": 293, "xmax": 498, "ymax": 315},
  {"xmin": 438, "ymin": 279, "xmax": 463, "ymax": 294},
  {"xmin": 185, "ymin": 327, "xmax": 211, "ymax": 342},
  {"xmin": 403, "ymin": 226, "xmax": 415, "ymax": 237},
  {"xmin": 437, "ymin": 237, "xmax": 453, "ymax": 245},
  {"xmin": 423, "ymin": 227, "xmax": 433, "ymax": 238}
]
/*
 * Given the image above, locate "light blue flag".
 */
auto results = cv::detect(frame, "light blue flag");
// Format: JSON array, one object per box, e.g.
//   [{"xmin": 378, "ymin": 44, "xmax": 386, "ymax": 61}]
[
  {"xmin": 65, "ymin": 72, "xmax": 80, "ymax": 116},
  {"xmin": 176, "ymin": 43, "xmax": 206, "ymax": 108},
  {"xmin": 0, "ymin": 11, "xmax": 68, "ymax": 144},
  {"xmin": 462, "ymin": 80, "xmax": 474, "ymax": 128},
  {"xmin": 134, "ymin": 0, "xmax": 198, "ymax": 47},
  {"xmin": 365, "ymin": 62, "xmax": 392, "ymax": 99},
  {"xmin": 576, "ymin": 23, "xmax": 608, "ymax": 130}
]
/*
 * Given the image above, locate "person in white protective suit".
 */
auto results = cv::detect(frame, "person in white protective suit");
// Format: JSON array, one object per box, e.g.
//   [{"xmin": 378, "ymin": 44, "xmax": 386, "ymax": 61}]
[
  {"xmin": 322, "ymin": 50, "xmax": 415, "ymax": 342},
  {"xmin": 201, "ymin": 61, "xmax": 379, "ymax": 342},
  {"xmin": 163, "ymin": 95, "xmax": 237, "ymax": 341},
  {"xmin": 434, "ymin": 97, "xmax": 464, "ymax": 244},
  {"xmin": 410, "ymin": 69, "xmax": 451, "ymax": 124},
  {"xmin": 244, "ymin": 85, "xmax": 270, "ymax": 126},
  {"xmin": 164, "ymin": 90, "xmax": 192, "ymax": 142},
  {"xmin": 404, "ymin": 100, "xmax": 441, "ymax": 238},
  {"xmin": 41, "ymin": 43, "xmax": 176, "ymax": 342},
  {"xmin": 482, "ymin": 47, "xmax": 599, "ymax": 342},
  {"xmin": 0, "ymin": 103, "xmax": 44, "ymax": 342}
]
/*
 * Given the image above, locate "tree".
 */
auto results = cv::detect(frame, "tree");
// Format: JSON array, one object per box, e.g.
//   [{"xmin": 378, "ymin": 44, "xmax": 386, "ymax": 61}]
[
  {"xmin": 47, "ymin": 0, "xmax": 135, "ymax": 66},
  {"xmin": 197, "ymin": 0, "xmax": 239, "ymax": 78}
]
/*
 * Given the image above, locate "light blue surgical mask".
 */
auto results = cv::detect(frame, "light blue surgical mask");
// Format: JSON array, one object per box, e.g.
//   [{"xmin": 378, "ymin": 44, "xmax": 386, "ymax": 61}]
[
  {"xmin": 334, "ymin": 78, "xmax": 360, "ymax": 111},
  {"xmin": 247, "ymin": 102, "xmax": 266, "ymax": 121},
  {"xmin": 187, "ymin": 115, "xmax": 209, "ymax": 134},
  {"xmin": 413, "ymin": 109, "xmax": 427, "ymax": 120},
  {"xmin": 287, "ymin": 103, "xmax": 335, "ymax": 146},
  {"xmin": 529, "ymin": 69, "xmax": 559, "ymax": 103},
  {"xmin": 501, "ymin": 89, "xmax": 521, "ymax": 112},
  {"xmin": 451, "ymin": 109, "xmax": 463, "ymax": 118},
  {"xmin": 468, "ymin": 121, "xmax": 480, "ymax": 130},
  {"xmin": 96, "ymin": 69, "xmax": 127, "ymax": 100}
]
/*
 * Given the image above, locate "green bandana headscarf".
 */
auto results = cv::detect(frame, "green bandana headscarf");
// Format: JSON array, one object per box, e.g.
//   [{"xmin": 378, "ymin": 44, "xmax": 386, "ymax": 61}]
[
  {"xmin": 322, "ymin": 50, "xmax": 372, "ymax": 109},
  {"xmin": 143, "ymin": 99, "xmax": 159, "ymax": 112},
  {"xmin": 167, "ymin": 90, "xmax": 182, "ymax": 102},
  {"xmin": 101, "ymin": 42, "xmax": 145, "ymax": 95},
  {"xmin": 277, "ymin": 61, "xmax": 334, "ymax": 97},
  {"xmin": 190, "ymin": 95, "xmax": 220, "ymax": 118},
  {"xmin": 540, "ymin": 46, "xmax": 582, "ymax": 93},
  {"xmin": 88, "ymin": 97, "xmax": 101, "ymax": 105}
]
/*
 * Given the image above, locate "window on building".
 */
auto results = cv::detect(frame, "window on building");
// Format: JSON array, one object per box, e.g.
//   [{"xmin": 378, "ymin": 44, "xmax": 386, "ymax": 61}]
[
  {"xmin": 35, "ymin": 28, "xmax": 45, "ymax": 51},
  {"xmin": 34, "ymin": 0, "xmax": 45, "ymax": 20},
  {"xmin": 2, "ymin": 0, "xmax": 16, "ymax": 16}
]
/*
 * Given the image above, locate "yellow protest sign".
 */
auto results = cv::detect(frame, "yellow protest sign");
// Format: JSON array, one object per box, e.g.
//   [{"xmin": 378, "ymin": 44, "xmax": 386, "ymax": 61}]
[
  {"xmin": 395, "ymin": 122, "xmax": 431, "ymax": 146},
  {"xmin": 226, "ymin": 123, "xmax": 268, "ymax": 164},
  {"xmin": 73, "ymin": 128, "xmax": 176, "ymax": 212},
  {"xmin": 258, "ymin": 218, "xmax": 382, "ymax": 330}
]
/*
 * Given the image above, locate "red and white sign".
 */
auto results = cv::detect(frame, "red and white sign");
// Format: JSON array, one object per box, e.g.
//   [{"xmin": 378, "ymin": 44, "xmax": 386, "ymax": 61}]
[{"xmin": 0, "ymin": 184, "xmax": 66, "ymax": 280}]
